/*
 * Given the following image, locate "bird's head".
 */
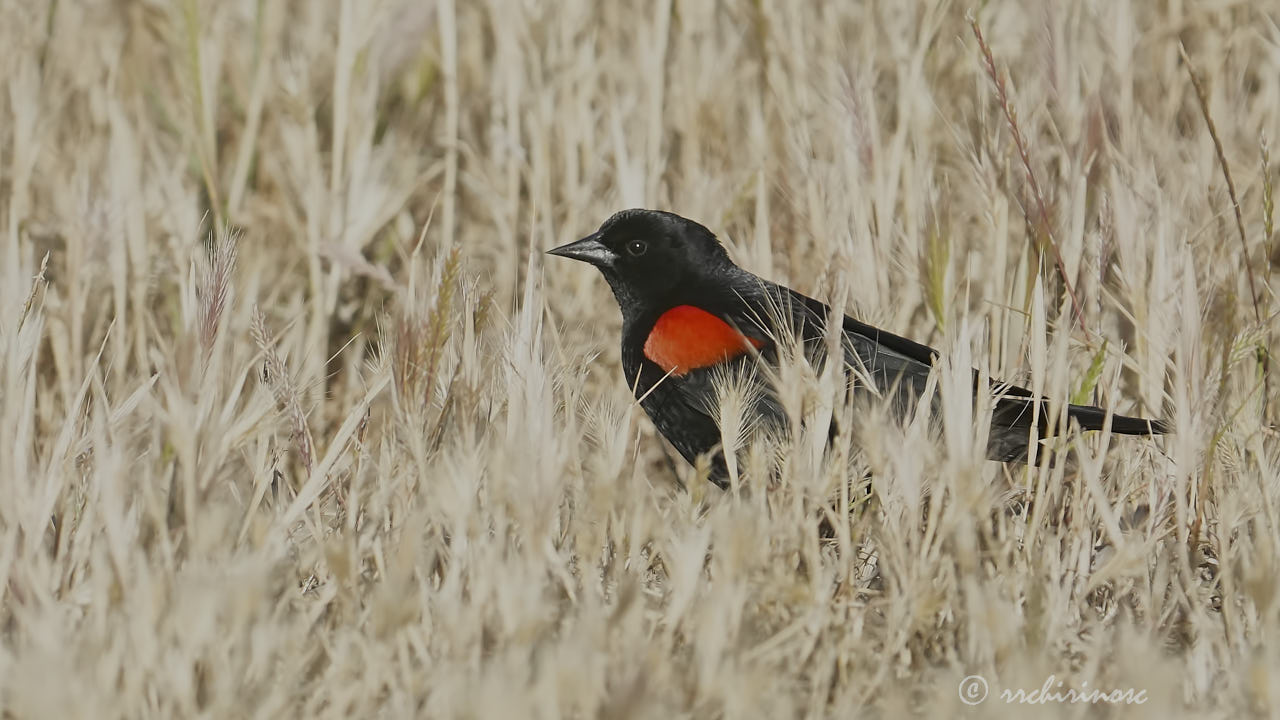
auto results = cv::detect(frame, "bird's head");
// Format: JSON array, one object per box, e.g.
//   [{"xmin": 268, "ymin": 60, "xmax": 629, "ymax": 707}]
[{"xmin": 548, "ymin": 209, "xmax": 735, "ymax": 314}]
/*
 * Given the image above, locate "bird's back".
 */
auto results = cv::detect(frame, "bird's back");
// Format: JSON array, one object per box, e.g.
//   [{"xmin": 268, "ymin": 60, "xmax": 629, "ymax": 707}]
[{"xmin": 736, "ymin": 278, "xmax": 1165, "ymax": 464}]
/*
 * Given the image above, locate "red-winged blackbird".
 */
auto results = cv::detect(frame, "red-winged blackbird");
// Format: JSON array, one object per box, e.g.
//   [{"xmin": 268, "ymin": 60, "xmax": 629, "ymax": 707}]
[{"xmin": 550, "ymin": 209, "xmax": 1167, "ymax": 486}]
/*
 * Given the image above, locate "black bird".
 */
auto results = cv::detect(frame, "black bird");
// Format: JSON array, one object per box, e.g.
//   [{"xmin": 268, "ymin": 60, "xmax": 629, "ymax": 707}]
[{"xmin": 549, "ymin": 209, "xmax": 1167, "ymax": 486}]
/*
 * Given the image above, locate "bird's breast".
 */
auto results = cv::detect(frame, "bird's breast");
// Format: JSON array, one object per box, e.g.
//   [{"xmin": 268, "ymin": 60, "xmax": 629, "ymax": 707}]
[{"xmin": 642, "ymin": 305, "xmax": 765, "ymax": 376}]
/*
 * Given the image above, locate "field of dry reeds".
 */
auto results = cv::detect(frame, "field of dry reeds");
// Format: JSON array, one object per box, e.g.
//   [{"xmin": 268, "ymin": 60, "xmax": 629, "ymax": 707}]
[{"xmin": 1, "ymin": 1, "xmax": 1278, "ymax": 717}]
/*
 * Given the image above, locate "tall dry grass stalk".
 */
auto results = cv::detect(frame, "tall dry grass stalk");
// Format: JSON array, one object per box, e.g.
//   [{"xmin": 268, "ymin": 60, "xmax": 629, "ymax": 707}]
[{"xmin": 0, "ymin": 0, "xmax": 1277, "ymax": 716}]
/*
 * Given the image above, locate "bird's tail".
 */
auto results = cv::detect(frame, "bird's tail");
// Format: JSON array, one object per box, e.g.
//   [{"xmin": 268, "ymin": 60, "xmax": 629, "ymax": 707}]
[
  {"xmin": 1065, "ymin": 403, "xmax": 1169, "ymax": 435},
  {"xmin": 986, "ymin": 395, "xmax": 1167, "ymax": 463},
  {"xmin": 992, "ymin": 393, "xmax": 1169, "ymax": 436}
]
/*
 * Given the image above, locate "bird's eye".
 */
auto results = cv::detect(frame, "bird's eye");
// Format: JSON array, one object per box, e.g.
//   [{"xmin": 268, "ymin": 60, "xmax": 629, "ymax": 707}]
[{"xmin": 627, "ymin": 239, "xmax": 648, "ymax": 256}]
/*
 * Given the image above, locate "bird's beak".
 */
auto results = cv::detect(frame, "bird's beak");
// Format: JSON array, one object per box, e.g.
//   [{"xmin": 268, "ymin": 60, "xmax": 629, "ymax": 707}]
[{"xmin": 547, "ymin": 233, "xmax": 617, "ymax": 268}]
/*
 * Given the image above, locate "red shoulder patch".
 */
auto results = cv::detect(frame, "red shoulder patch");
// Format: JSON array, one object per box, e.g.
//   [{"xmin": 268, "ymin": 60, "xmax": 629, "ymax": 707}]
[{"xmin": 643, "ymin": 305, "xmax": 765, "ymax": 376}]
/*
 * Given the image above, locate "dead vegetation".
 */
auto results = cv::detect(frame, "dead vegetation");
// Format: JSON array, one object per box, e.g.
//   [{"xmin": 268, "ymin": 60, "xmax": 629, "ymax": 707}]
[{"xmin": 0, "ymin": 1, "xmax": 1277, "ymax": 716}]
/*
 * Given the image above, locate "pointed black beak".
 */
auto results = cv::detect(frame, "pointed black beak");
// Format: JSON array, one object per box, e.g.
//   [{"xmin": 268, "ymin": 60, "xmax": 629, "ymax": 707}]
[{"xmin": 547, "ymin": 233, "xmax": 617, "ymax": 268}]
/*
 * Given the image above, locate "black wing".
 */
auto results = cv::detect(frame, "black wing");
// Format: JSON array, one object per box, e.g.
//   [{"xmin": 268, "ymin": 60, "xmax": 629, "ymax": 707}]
[{"xmin": 773, "ymin": 284, "xmax": 1166, "ymax": 456}]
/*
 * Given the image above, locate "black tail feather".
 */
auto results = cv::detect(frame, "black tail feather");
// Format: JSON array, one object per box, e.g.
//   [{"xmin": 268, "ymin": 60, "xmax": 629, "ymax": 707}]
[
  {"xmin": 992, "ymin": 393, "xmax": 1168, "ymax": 437},
  {"xmin": 986, "ymin": 396, "xmax": 1167, "ymax": 464},
  {"xmin": 1068, "ymin": 404, "xmax": 1169, "ymax": 435}
]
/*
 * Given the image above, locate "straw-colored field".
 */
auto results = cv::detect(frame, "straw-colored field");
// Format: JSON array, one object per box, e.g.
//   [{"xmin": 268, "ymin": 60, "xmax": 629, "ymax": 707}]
[{"xmin": 2, "ymin": 1, "xmax": 1277, "ymax": 716}]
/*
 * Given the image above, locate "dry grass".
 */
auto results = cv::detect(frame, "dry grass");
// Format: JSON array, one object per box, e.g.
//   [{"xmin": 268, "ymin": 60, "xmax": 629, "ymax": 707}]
[{"xmin": 1, "ymin": 1, "xmax": 1278, "ymax": 717}]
